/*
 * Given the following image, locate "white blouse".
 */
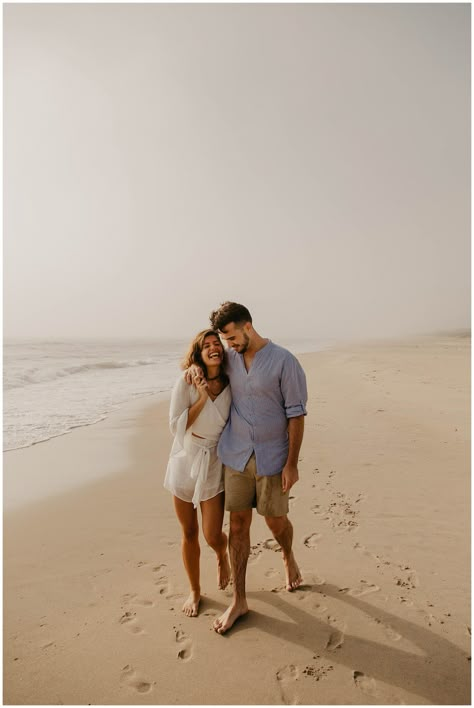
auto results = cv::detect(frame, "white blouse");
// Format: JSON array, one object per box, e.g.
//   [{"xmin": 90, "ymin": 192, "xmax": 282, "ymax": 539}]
[{"xmin": 164, "ymin": 377, "xmax": 231, "ymax": 507}]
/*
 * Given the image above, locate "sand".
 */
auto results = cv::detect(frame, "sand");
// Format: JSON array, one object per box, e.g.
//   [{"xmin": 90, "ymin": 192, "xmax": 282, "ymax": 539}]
[{"xmin": 3, "ymin": 334, "xmax": 470, "ymax": 705}]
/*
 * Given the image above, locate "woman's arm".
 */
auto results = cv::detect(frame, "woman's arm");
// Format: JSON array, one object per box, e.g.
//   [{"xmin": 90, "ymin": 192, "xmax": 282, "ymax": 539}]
[
  {"xmin": 186, "ymin": 374, "xmax": 209, "ymax": 429},
  {"xmin": 169, "ymin": 375, "xmax": 209, "ymax": 436}
]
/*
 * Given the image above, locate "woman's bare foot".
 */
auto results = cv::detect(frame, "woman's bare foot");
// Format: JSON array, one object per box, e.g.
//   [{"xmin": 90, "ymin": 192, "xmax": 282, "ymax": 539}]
[
  {"xmin": 182, "ymin": 591, "xmax": 201, "ymax": 617},
  {"xmin": 284, "ymin": 552, "xmax": 302, "ymax": 591},
  {"xmin": 217, "ymin": 552, "xmax": 232, "ymax": 590},
  {"xmin": 213, "ymin": 600, "xmax": 248, "ymax": 634}
]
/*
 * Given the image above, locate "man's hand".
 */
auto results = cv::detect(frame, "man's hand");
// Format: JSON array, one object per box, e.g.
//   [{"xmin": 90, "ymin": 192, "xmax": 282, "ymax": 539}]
[
  {"xmin": 281, "ymin": 463, "xmax": 299, "ymax": 493},
  {"xmin": 184, "ymin": 364, "xmax": 204, "ymax": 385}
]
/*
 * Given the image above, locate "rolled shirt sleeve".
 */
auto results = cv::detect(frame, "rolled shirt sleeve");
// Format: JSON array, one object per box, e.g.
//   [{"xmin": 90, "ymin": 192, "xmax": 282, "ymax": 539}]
[{"xmin": 280, "ymin": 353, "xmax": 308, "ymax": 418}]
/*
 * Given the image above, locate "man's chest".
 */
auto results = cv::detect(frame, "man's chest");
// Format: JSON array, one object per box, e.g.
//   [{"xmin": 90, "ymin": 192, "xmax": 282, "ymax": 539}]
[{"xmin": 228, "ymin": 361, "xmax": 282, "ymax": 399}]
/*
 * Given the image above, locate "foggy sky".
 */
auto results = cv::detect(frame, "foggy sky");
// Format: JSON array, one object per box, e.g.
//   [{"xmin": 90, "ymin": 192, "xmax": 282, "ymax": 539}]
[{"xmin": 4, "ymin": 3, "xmax": 470, "ymax": 341}]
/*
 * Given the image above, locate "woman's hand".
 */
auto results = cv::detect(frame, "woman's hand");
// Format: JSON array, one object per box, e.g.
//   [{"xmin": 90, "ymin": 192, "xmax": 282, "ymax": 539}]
[
  {"xmin": 185, "ymin": 371, "xmax": 209, "ymax": 429},
  {"xmin": 193, "ymin": 373, "xmax": 208, "ymax": 399}
]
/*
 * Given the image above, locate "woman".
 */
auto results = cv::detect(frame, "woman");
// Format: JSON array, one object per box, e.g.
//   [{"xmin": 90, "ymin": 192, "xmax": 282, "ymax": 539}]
[{"xmin": 164, "ymin": 329, "xmax": 231, "ymax": 617}]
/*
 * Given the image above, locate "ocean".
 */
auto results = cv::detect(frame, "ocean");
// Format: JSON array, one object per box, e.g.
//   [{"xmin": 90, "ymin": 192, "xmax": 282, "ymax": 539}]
[{"xmin": 4, "ymin": 337, "xmax": 326, "ymax": 452}]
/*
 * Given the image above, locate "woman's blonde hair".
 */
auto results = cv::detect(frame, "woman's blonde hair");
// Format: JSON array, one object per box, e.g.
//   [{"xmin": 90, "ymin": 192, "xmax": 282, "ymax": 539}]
[{"xmin": 181, "ymin": 329, "xmax": 228, "ymax": 384}]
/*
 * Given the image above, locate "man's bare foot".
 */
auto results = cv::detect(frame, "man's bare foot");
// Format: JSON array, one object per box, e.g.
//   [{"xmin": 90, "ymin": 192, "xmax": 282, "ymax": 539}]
[
  {"xmin": 213, "ymin": 600, "xmax": 248, "ymax": 634},
  {"xmin": 284, "ymin": 552, "xmax": 302, "ymax": 591},
  {"xmin": 182, "ymin": 591, "xmax": 200, "ymax": 617},
  {"xmin": 217, "ymin": 552, "xmax": 231, "ymax": 590}
]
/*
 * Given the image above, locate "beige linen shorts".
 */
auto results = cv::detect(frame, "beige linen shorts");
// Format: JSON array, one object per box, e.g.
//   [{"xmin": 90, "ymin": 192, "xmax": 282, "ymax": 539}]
[{"xmin": 224, "ymin": 453, "xmax": 289, "ymax": 517}]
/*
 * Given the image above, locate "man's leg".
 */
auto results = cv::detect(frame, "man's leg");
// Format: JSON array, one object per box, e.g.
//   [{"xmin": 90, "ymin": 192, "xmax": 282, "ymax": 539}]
[
  {"xmin": 213, "ymin": 509, "xmax": 252, "ymax": 633},
  {"xmin": 265, "ymin": 515, "xmax": 302, "ymax": 591}
]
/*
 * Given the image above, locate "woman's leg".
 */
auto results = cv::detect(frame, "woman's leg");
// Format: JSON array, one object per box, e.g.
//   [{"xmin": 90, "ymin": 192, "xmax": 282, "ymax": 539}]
[
  {"xmin": 173, "ymin": 496, "xmax": 201, "ymax": 616},
  {"xmin": 200, "ymin": 492, "xmax": 231, "ymax": 590}
]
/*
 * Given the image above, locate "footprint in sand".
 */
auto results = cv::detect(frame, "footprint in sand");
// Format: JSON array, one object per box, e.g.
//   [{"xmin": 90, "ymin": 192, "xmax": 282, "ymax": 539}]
[
  {"xmin": 353, "ymin": 670, "xmax": 377, "ymax": 697},
  {"xmin": 265, "ymin": 568, "xmax": 279, "ymax": 578},
  {"xmin": 119, "ymin": 611, "xmax": 145, "ymax": 635},
  {"xmin": 133, "ymin": 599, "xmax": 154, "ymax": 607},
  {"xmin": 152, "ymin": 564, "xmax": 168, "ymax": 576},
  {"xmin": 339, "ymin": 580, "xmax": 380, "ymax": 597},
  {"xmin": 162, "ymin": 540, "xmax": 179, "ymax": 548},
  {"xmin": 276, "ymin": 664, "xmax": 300, "ymax": 705},
  {"xmin": 122, "ymin": 593, "xmax": 154, "ymax": 607},
  {"xmin": 263, "ymin": 539, "xmax": 281, "ymax": 552},
  {"xmin": 119, "ymin": 611, "xmax": 135, "ymax": 624},
  {"xmin": 303, "ymin": 533, "xmax": 322, "ymax": 549},
  {"xmin": 155, "ymin": 579, "xmax": 171, "ymax": 596},
  {"xmin": 121, "ymin": 664, "xmax": 152, "ymax": 694},
  {"xmin": 121, "ymin": 592, "xmax": 137, "ymax": 603},
  {"xmin": 373, "ymin": 618, "xmax": 402, "ymax": 641},
  {"xmin": 326, "ymin": 628, "xmax": 345, "ymax": 651},
  {"xmin": 175, "ymin": 629, "xmax": 193, "ymax": 662}
]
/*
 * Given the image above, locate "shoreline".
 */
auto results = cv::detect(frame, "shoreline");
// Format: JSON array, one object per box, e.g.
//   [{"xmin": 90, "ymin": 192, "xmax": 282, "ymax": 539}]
[
  {"xmin": 4, "ymin": 333, "xmax": 470, "ymax": 704},
  {"xmin": 3, "ymin": 336, "xmax": 335, "ymax": 457},
  {"xmin": 4, "ymin": 331, "xmax": 469, "ymax": 508}
]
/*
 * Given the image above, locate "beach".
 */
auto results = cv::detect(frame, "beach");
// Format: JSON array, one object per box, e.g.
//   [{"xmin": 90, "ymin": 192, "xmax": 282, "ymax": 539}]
[{"xmin": 4, "ymin": 334, "xmax": 470, "ymax": 705}]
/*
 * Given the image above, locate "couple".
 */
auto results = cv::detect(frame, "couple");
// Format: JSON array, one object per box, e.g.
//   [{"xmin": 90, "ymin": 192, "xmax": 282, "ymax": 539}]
[{"xmin": 164, "ymin": 302, "xmax": 308, "ymax": 634}]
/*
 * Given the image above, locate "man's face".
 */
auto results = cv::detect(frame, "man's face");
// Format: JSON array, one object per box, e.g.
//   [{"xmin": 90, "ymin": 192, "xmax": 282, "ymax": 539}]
[{"xmin": 219, "ymin": 322, "xmax": 250, "ymax": 354}]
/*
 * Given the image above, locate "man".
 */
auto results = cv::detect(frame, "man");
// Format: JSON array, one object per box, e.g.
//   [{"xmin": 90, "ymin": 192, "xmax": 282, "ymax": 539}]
[{"xmin": 187, "ymin": 302, "xmax": 307, "ymax": 634}]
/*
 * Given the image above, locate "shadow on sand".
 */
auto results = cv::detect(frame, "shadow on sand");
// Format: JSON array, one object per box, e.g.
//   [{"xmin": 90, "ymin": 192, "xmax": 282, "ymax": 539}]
[{"xmin": 218, "ymin": 582, "xmax": 470, "ymax": 704}]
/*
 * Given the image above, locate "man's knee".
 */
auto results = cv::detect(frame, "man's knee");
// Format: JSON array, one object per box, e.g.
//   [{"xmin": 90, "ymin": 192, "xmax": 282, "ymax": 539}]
[
  {"xmin": 265, "ymin": 514, "xmax": 289, "ymax": 536},
  {"xmin": 229, "ymin": 510, "xmax": 252, "ymax": 536}
]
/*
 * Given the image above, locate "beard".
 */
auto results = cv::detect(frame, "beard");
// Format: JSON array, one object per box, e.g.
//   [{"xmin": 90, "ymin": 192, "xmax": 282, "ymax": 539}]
[{"xmin": 237, "ymin": 332, "xmax": 250, "ymax": 354}]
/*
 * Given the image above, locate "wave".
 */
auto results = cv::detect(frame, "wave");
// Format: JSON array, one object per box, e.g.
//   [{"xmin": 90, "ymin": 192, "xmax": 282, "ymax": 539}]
[
  {"xmin": 4, "ymin": 388, "xmax": 171, "ymax": 452},
  {"xmin": 4, "ymin": 358, "xmax": 158, "ymax": 391}
]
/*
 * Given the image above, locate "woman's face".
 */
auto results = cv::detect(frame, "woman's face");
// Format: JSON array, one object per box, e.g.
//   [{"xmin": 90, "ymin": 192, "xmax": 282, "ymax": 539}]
[{"xmin": 200, "ymin": 334, "xmax": 224, "ymax": 368}]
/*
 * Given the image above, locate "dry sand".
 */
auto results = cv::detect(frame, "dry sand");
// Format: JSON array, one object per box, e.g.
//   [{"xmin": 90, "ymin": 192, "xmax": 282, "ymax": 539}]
[{"xmin": 4, "ymin": 335, "xmax": 470, "ymax": 705}]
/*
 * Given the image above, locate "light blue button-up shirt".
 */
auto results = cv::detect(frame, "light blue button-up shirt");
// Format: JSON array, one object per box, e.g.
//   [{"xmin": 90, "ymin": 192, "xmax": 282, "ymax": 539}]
[{"xmin": 217, "ymin": 341, "xmax": 307, "ymax": 477}]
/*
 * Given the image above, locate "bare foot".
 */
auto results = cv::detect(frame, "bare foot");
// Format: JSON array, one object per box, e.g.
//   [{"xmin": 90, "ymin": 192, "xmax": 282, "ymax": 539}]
[
  {"xmin": 182, "ymin": 591, "xmax": 200, "ymax": 617},
  {"xmin": 213, "ymin": 600, "xmax": 248, "ymax": 634},
  {"xmin": 218, "ymin": 552, "xmax": 231, "ymax": 590},
  {"xmin": 284, "ymin": 552, "xmax": 302, "ymax": 591}
]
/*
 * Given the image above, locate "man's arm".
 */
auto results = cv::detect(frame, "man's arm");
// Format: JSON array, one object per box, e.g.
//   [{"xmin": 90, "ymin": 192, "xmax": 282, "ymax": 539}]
[{"xmin": 281, "ymin": 415, "xmax": 305, "ymax": 493}]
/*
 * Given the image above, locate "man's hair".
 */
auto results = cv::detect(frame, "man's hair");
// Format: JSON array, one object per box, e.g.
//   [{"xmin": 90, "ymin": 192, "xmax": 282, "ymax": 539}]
[{"xmin": 210, "ymin": 302, "xmax": 252, "ymax": 331}]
